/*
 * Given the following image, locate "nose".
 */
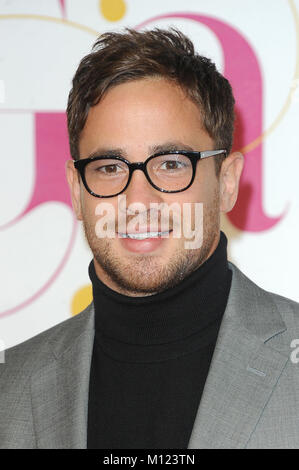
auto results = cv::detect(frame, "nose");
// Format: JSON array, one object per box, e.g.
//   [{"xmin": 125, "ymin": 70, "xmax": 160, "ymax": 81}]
[{"xmin": 124, "ymin": 167, "xmax": 163, "ymax": 208}]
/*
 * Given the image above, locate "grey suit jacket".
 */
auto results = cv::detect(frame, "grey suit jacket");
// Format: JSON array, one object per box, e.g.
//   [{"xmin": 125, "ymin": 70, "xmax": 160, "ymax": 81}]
[{"xmin": 1, "ymin": 261, "xmax": 299, "ymax": 449}]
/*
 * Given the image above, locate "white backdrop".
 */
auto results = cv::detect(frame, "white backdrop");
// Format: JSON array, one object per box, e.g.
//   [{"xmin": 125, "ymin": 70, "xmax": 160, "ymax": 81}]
[{"xmin": 0, "ymin": 0, "xmax": 299, "ymax": 349}]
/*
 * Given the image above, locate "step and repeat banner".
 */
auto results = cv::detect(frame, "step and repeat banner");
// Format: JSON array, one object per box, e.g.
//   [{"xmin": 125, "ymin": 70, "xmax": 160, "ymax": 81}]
[{"xmin": 0, "ymin": 0, "xmax": 299, "ymax": 348}]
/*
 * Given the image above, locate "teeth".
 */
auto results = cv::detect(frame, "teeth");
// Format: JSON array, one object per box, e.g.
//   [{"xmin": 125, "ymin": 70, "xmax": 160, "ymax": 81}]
[{"xmin": 119, "ymin": 231, "xmax": 170, "ymax": 240}]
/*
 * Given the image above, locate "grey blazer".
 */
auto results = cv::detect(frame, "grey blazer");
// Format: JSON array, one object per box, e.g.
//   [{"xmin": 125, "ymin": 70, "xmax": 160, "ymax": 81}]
[{"xmin": 1, "ymin": 261, "xmax": 299, "ymax": 449}]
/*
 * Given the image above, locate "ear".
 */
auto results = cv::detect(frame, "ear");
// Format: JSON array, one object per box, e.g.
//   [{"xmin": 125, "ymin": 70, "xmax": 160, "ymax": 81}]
[
  {"xmin": 219, "ymin": 151, "xmax": 244, "ymax": 213},
  {"xmin": 65, "ymin": 159, "xmax": 83, "ymax": 221}
]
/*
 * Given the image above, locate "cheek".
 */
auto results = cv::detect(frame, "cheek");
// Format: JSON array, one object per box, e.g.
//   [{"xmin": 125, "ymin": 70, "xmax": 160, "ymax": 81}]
[
  {"xmin": 177, "ymin": 179, "xmax": 219, "ymax": 227},
  {"xmin": 194, "ymin": 172, "xmax": 219, "ymax": 204},
  {"xmin": 80, "ymin": 191, "xmax": 100, "ymax": 223},
  {"xmin": 177, "ymin": 184, "xmax": 206, "ymax": 206},
  {"xmin": 86, "ymin": 197, "xmax": 120, "ymax": 236}
]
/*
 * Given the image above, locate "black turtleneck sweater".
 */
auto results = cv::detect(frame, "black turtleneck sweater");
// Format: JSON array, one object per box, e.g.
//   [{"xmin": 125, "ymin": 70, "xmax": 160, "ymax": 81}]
[{"xmin": 87, "ymin": 230, "xmax": 232, "ymax": 449}]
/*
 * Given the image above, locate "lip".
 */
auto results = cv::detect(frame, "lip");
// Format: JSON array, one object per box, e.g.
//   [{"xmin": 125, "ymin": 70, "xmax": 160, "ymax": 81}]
[
  {"xmin": 117, "ymin": 229, "xmax": 173, "ymax": 238},
  {"xmin": 117, "ymin": 230, "xmax": 172, "ymax": 253}
]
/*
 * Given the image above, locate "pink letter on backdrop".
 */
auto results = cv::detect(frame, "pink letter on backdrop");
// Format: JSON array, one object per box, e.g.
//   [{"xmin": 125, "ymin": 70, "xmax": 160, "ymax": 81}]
[
  {"xmin": 26, "ymin": 112, "xmax": 72, "ymax": 214},
  {"xmin": 137, "ymin": 13, "xmax": 286, "ymax": 231},
  {"xmin": 1, "ymin": 111, "xmax": 73, "ymax": 229},
  {"xmin": 0, "ymin": 112, "xmax": 75, "ymax": 317}
]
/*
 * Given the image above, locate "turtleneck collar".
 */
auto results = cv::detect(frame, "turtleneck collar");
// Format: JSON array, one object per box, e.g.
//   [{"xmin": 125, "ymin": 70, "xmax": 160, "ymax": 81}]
[{"xmin": 88, "ymin": 230, "xmax": 232, "ymax": 362}]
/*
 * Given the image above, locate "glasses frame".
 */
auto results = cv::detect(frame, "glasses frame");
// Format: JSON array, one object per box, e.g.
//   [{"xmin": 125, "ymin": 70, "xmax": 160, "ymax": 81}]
[{"xmin": 74, "ymin": 149, "xmax": 227, "ymax": 198}]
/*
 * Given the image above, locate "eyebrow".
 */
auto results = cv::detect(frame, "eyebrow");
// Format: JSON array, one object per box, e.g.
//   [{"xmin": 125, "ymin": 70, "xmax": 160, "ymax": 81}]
[{"xmin": 87, "ymin": 141, "xmax": 195, "ymax": 160}]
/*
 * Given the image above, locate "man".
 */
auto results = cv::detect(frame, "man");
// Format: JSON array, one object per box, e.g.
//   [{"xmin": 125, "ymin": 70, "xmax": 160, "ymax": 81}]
[{"xmin": 0, "ymin": 27, "xmax": 299, "ymax": 449}]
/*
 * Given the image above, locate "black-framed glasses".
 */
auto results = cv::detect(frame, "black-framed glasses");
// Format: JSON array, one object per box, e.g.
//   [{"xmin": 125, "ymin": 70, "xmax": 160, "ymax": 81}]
[{"xmin": 74, "ymin": 149, "xmax": 227, "ymax": 198}]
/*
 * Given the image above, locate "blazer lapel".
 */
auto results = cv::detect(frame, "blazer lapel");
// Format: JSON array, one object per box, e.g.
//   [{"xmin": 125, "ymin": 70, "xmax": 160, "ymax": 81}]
[
  {"xmin": 30, "ymin": 304, "xmax": 95, "ymax": 449},
  {"xmin": 188, "ymin": 262, "xmax": 289, "ymax": 449}
]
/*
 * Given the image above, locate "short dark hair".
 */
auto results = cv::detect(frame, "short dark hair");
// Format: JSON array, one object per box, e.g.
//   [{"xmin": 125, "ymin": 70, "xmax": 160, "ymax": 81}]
[{"xmin": 66, "ymin": 27, "xmax": 235, "ymax": 177}]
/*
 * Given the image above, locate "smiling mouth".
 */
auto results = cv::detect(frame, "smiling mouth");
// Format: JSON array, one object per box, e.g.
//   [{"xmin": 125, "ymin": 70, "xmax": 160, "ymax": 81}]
[{"xmin": 118, "ymin": 230, "xmax": 172, "ymax": 240}]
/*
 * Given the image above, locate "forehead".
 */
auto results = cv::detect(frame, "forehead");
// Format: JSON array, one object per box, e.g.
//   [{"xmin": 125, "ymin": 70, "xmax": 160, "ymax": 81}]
[{"xmin": 79, "ymin": 78, "xmax": 213, "ymax": 157}]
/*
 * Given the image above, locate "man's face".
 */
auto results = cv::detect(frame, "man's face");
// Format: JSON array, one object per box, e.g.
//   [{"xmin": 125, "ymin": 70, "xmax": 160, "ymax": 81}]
[{"xmin": 67, "ymin": 77, "xmax": 242, "ymax": 296}]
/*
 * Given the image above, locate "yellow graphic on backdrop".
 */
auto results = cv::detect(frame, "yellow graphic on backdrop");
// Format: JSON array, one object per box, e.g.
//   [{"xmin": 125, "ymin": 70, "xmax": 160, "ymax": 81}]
[
  {"xmin": 71, "ymin": 284, "xmax": 93, "ymax": 316},
  {"xmin": 100, "ymin": 0, "xmax": 126, "ymax": 22}
]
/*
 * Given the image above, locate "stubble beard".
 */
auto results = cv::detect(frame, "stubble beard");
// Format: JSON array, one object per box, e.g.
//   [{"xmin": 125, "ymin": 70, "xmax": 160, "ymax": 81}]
[{"xmin": 82, "ymin": 191, "xmax": 220, "ymax": 296}]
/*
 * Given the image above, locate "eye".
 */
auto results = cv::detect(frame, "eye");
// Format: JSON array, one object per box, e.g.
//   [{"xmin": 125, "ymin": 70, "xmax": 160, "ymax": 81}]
[
  {"xmin": 96, "ymin": 164, "xmax": 122, "ymax": 174},
  {"xmin": 151, "ymin": 154, "xmax": 191, "ymax": 173},
  {"xmin": 159, "ymin": 159, "xmax": 187, "ymax": 171},
  {"xmin": 87, "ymin": 158, "xmax": 128, "ymax": 177}
]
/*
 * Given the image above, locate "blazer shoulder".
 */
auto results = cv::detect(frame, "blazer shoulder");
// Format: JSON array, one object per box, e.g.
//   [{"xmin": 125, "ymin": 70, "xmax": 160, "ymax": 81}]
[
  {"xmin": 266, "ymin": 289, "xmax": 299, "ymax": 325},
  {"xmin": 228, "ymin": 260, "xmax": 299, "ymax": 330},
  {"xmin": 1, "ymin": 301, "xmax": 94, "ymax": 375}
]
